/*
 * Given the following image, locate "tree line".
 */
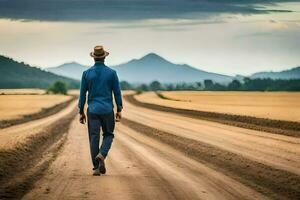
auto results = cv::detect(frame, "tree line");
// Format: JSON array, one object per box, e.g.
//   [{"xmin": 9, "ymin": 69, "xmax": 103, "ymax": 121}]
[{"xmin": 120, "ymin": 78, "xmax": 300, "ymax": 92}]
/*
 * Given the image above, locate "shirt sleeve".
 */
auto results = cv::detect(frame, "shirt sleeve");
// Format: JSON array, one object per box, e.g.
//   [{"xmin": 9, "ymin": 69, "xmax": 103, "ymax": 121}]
[
  {"xmin": 112, "ymin": 71, "xmax": 123, "ymax": 112},
  {"xmin": 78, "ymin": 71, "xmax": 87, "ymax": 114}
]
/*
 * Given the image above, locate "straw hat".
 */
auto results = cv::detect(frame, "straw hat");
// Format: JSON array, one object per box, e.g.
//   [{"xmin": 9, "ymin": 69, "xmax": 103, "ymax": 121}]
[{"xmin": 90, "ymin": 45, "xmax": 109, "ymax": 58}]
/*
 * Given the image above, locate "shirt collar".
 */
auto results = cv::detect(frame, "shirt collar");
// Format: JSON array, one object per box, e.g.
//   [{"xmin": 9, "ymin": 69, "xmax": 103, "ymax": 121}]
[{"xmin": 94, "ymin": 62, "xmax": 105, "ymax": 66}]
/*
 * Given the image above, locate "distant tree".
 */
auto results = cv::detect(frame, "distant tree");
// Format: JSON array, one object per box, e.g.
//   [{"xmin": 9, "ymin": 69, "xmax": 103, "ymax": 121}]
[
  {"xmin": 184, "ymin": 83, "xmax": 198, "ymax": 90},
  {"xmin": 179, "ymin": 83, "xmax": 188, "ymax": 90},
  {"xmin": 175, "ymin": 83, "xmax": 182, "ymax": 91},
  {"xmin": 227, "ymin": 80, "xmax": 242, "ymax": 91},
  {"xmin": 165, "ymin": 83, "xmax": 175, "ymax": 91},
  {"xmin": 149, "ymin": 81, "xmax": 162, "ymax": 91},
  {"xmin": 119, "ymin": 78, "xmax": 300, "ymax": 92},
  {"xmin": 204, "ymin": 79, "xmax": 214, "ymax": 90},
  {"xmin": 47, "ymin": 81, "xmax": 68, "ymax": 95},
  {"xmin": 136, "ymin": 84, "xmax": 149, "ymax": 91},
  {"xmin": 196, "ymin": 82, "xmax": 202, "ymax": 89},
  {"xmin": 284, "ymin": 79, "xmax": 300, "ymax": 91},
  {"xmin": 211, "ymin": 83, "xmax": 226, "ymax": 91},
  {"xmin": 120, "ymin": 81, "xmax": 132, "ymax": 90},
  {"xmin": 236, "ymin": 78, "xmax": 300, "ymax": 91},
  {"xmin": 242, "ymin": 78, "xmax": 271, "ymax": 91}
]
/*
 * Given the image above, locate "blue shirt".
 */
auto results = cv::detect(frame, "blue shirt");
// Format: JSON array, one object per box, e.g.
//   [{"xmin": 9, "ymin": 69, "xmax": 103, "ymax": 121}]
[{"xmin": 78, "ymin": 62, "xmax": 123, "ymax": 115}]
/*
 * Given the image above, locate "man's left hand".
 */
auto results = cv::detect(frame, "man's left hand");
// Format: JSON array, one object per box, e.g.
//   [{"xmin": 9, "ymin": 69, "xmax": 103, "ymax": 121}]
[{"xmin": 79, "ymin": 113, "xmax": 86, "ymax": 124}]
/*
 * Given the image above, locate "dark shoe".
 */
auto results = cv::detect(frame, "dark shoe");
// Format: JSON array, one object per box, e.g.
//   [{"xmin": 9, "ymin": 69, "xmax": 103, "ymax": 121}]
[{"xmin": 95, "ymin": 154, "xmax": 106, "ymax": 174}]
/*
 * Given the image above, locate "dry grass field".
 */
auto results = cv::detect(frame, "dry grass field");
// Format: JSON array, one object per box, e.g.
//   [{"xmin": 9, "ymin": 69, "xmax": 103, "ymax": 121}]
[
  {"xmin": 135, "ymin": 91, "xmax": 300, "ymax": 122},
  {"xmin": 0, "ymin": 89, "xmax": 45, "ymax": 95},
  {"xmin": 0, "ymin": 94, "xmax": 71, "ymax": 121}
]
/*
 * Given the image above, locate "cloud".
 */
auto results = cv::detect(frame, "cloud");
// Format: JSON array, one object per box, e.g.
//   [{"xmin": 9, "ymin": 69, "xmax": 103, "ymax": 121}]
[
  {"xmin": 102, "ymin": 18, "xmax": 226, "ymax": 30},
  {"xmin": 0, "ymin": 0, "xmax": 297, "ymax": 22}
]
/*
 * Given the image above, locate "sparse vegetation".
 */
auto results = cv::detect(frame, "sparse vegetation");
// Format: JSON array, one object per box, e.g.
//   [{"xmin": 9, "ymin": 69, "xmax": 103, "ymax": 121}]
[
  {"xmin": 47, "ymin": 81, "xmax": 68, "ymax": 95},
  {"xmin": 120, "ymin": 78, "xmax": 300, "ymax": 92}
]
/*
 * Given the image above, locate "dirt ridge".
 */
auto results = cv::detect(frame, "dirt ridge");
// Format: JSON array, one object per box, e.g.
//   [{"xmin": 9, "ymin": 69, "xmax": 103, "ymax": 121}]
[
  {"xmin": 0, "ymin": 95, "xmax": 76, "ymax": 129},
  {"xmin": 0, "ymin": 107, "xmax": 77, "ymax": 199},
  {"xmin": 125, "ymin": 94, "xmax": 300, "ymax": 137},
  {"xmin": 121, "ymin": 118, "xmax": 300, "ymax": 200}
]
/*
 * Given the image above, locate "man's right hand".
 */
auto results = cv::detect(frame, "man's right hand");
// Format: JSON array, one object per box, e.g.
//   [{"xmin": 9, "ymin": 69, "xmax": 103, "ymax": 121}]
[{"xmin": 116, "ymin": 112, "xmax": 122, "ymax": 122}]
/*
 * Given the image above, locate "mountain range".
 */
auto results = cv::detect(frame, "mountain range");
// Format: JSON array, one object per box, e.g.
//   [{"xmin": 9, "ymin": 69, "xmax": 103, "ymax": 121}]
[
  {"xmin": 46, "ymin": 53, "xmax": 300, "ymax": 83},
  {"xmin": 250, "ymin": 67, "xmax": 300, "ymax": 80},
  {"xmin": 112, "ymin": 53, "xmax": 233, "ymax": 83},
  {"xmin": 46, "ymin": 62, "xmax": 89, "ymax": 80},
  {"xmin": 0, "ymin": 55, "xmax": 79, "ymax": 89},
  {"xmin": 46, "ymin": 53, "xmax": 233, "ymax": 83},
  {"xmin": 1, "ymin": 53, "xmax": 299, "ymax": 89}
]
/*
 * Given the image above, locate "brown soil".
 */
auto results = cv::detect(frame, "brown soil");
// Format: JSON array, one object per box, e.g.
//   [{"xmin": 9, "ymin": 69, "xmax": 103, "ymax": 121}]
[
  {"xmin": 8, "ymin": 94, "xmax": 298, "ymax": 200},
  {"xmin": 121, "ymin": 118, "xmax": 300, "ymax": 200},
  {"xmin": 0, "ymin": 107, "xmax": 77, "ymax": 199},
  {"xmin": 0, "ymin": 96, "xmax": 76, "ymax": 129},
  {"xmin": 156, "ymin": 92, "xmax": 191, "ymax": 102},
  {"xmin": 125, "ymin": 94, "xmax": 300, "ymax": 137},
  {"xmin": 22, "ymin": 118, "xmax": 267, "ymax": 200}
]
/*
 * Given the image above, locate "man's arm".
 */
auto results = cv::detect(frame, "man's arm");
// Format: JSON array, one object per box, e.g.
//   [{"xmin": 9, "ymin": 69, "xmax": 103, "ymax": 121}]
[
  {"xmin": 78, "ymin": 72, "xmax": 87, "ymax": 123},
  {"xmin": 112, "ymin": 71, "xmax": 123, "ymax": 117}
]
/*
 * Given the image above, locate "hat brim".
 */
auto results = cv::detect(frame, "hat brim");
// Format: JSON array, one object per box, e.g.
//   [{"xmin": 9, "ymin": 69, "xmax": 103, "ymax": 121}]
[{"xmin": 90, "ymin": 51, "xmax": 109, "ymax": 58}]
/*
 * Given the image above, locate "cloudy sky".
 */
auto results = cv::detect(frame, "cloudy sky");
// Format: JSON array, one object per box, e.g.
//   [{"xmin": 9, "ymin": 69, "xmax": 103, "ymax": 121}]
[{"xmin": 0, "ymin": 0, "xmax": 299, "ymax": 75}]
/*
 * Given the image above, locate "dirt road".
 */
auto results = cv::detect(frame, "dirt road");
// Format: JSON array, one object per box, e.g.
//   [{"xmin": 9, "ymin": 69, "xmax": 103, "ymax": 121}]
[
  {"xmin": 123, "ymin": 100, "xmax": 300, "ymax": 176},
  {"xmin": 23, "ymin": 118, "xmax": 267, "ymax": 200},
  {"xmin": 21, "ymin": 97, "xmax": 300, "ymax": 200}
]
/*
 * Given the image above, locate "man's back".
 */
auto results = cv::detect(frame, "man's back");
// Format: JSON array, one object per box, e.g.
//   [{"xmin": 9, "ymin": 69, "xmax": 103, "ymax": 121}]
[
  {"xmin": 78, "ymin": 62, "xmax": 122, "ymax": 115},
  {"xmin": 79, "ymin": 45, "xmax": 122, "ymax": 176}
]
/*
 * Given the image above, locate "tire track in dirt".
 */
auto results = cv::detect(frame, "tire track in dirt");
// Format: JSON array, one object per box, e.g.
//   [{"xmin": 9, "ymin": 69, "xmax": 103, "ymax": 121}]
[
  {"xmin": 0, "ymin": 100, "xmax": 77, "ymax": 199},
  {"xmin": 121, "ymin": 94, "xmax": 300, "ymax": 199},
  {"xmin": 23, "ymin": 118, "xmax": 267, "ymax": 200},
  {"xmin": 123, "ymin": 97, "xmax": 300, "ymax": 176},
  {"xmin": 121, "ymin": 118, "xmax": 300, "ymax": 200},
  {"xmin": 0, "ymin": 96, "xmax": 76, "ymax": 129},
  {"xmin": 125, "ymin": 108, "xmax": 300, "ymax": 175},
  {"xmin": 125, "ymin": 94, "xmax": 300, "ymax": 137},
  {"xmin": 0, "ymin": 100, "xmax": 78, "ymax": 149},
  {"xmin": 117, "ymin": 125, "xmax": 267, "ymax": 200},
  {"xmin": 14, "ymin": 93, "xmax": 300, "ymax": 200}
]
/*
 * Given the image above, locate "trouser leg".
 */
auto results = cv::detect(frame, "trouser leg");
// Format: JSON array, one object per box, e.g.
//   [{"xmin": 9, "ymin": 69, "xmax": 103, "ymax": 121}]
[
  {"xmin": 87, "ymin": 112, "xmax": 101, "ymax": 169},
  {"xmin": 99, "ymin": 112, "xmax": 115, "ymax": 158}
]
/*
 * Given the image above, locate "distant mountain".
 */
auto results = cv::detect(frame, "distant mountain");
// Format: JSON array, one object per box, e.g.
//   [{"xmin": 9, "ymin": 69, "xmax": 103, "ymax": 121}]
[
  {"xmin": 233, "ymin": 74, "xmax": 246, "ymax": 82},
  {"xmin": 0, "ymin": 55, "xmax": 79, "ymax": 89},
  {"xmin": 46, "ymin": 62, "xmax": 88, "ymax": 80},
  {"xmin": 46, "ymin": 53, "xmax": 300, "ymax": 84},
  {"xmin": 112, "ymin": 53, "xmax": 233, "ymax": 83},
  {"xmin": 250, "ymin": 67, "xmax": 300, "ymax": 80}
]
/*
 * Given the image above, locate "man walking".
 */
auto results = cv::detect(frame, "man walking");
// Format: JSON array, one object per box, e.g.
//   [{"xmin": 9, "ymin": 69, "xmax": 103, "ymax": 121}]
[{"xmin": 78, "ymin": 45, "xmax": 123, "ymax": 176}]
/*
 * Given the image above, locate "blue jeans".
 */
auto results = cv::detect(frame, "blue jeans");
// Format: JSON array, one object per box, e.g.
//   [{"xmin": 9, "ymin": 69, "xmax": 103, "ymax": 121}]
[{"xmin": 87, "ymin": 111, "xmax": 115, "ymax": 169}]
